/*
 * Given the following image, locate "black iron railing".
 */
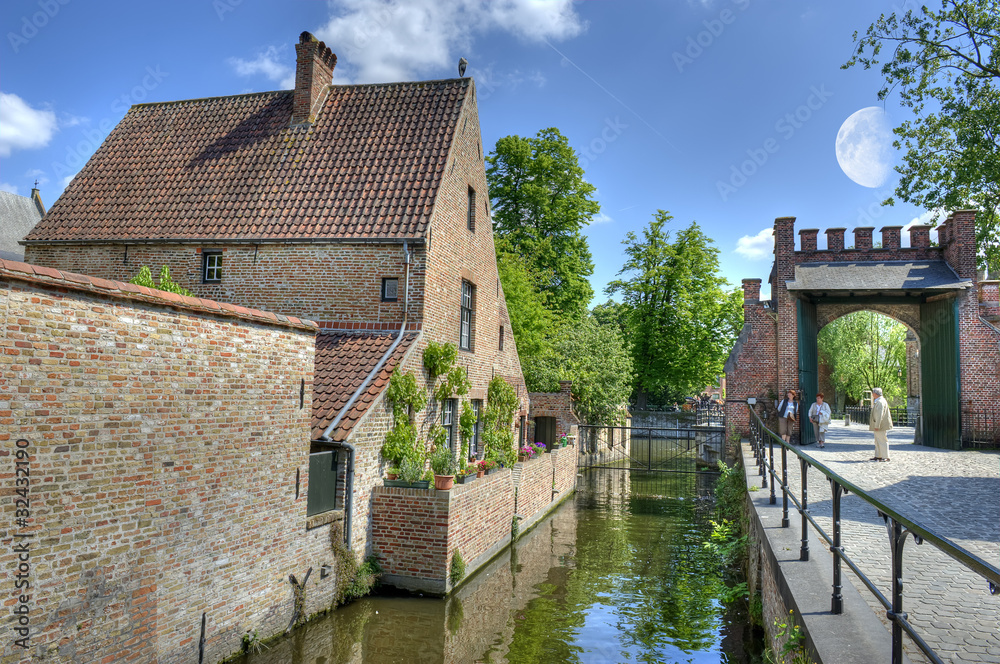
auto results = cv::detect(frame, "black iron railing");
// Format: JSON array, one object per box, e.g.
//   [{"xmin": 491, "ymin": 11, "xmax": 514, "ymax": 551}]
[
  {"xmin": 844, "ymin": 404, "xmax": 916, "ymax": 427},
  {"xmin": 747, "ymin": 404, "xmax": 999, "ymax": 664},
  {"xmin": 962, "ymin": 407, "xmax": 1000, "ymax": 449}
]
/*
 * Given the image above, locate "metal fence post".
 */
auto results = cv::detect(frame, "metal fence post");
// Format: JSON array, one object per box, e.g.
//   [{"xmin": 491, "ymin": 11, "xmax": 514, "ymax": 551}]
[
  {"xmin": 831, "ymin": 479, "xmax": 844, "ymax": 614},
  {"xmin": 768, "ymin": 436, "xmax": 775, "ymax": 504},
  {"xmin": 800, "ymin": 457, "xmax": 809, "ymax": 561},
  {"xmin": 781, "ymin": 445, "xmax": 789, "ymax": 528}
]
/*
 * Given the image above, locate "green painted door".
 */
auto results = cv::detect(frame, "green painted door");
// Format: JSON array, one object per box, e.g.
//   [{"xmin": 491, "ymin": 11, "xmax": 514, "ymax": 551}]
[
  {"xmin": 797, "ymin": 299, "xmax": 818, "ymax": 445},
  {"xmin": 919, "ymin": 298, "xmax": 961, "ymax": 449}
]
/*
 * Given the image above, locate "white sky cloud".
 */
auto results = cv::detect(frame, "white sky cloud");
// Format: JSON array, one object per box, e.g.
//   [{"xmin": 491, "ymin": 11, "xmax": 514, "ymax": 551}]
[
  {"xmin": 591, "ymin": 212, "xmax": 613, "ymax": 224},
  {"xmin": 0, "ymin": 92, "xmax": 57, "ymax": 157},
  {"xmin": 228, "ymin": 46, "xmax": 296, "ymax": 89},
  {"xmin": 0, "ymin": 182, "xmax": 19, "ymax": 195},
  {"xmin": 903, "ymin": 210, "xmax": 943, "ymax": 244},
  {"xmin": 314, "ymin": 0, "xmax": 586, "ymax": 83},
  {"xmin": 734, "ymin": 227, "xmax": 774, "ymax": 260}
]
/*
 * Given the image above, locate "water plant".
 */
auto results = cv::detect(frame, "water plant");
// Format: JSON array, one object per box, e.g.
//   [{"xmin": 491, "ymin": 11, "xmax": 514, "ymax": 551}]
[{"xmin": 449, "ymin": 549, "xmax": 466, "ymax": 585}]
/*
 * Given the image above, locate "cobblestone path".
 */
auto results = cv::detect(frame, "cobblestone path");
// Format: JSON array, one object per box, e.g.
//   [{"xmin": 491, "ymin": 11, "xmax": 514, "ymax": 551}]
[{"xmin": 747, "ymin": 424, "xmax": 999, "ymax": 663}]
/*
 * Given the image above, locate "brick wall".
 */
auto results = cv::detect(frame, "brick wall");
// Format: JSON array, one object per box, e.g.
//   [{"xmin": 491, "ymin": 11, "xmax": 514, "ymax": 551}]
[
  {"xmin": 725, "ymin": 279, "xmax": 777, "ymax": 438},
  {"xmin": 527, "ymin": 380, "xmax": 581, "ymax": 446},
  {"xmin": 0, "ymin": 263, "xmax": 348, "ymax": 663},
  {"xmin": 24, "ymin": 242, "xmax": 425, "ymax": 328},
  {"xmin": 370, "ymin": 443, "xmax": 578, "ymax": 594}
]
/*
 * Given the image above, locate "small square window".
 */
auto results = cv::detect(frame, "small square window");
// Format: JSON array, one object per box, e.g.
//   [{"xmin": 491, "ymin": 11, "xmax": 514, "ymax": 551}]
[
  {"xmin": 203, "ymin": 251, "xmax": 222, "ymax": 283},
  {"xmin": 382, "ymin": 277, "xmax": 399, "ymax": 302}
]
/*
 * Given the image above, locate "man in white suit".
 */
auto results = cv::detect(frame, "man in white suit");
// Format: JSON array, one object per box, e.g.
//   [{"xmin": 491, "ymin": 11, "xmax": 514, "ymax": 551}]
[{"xmin": 869, "ymin": 387, "xmax": 893, "ymax": 462}]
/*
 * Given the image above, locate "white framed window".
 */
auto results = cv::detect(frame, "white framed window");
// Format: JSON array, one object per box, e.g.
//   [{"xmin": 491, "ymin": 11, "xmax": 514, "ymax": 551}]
[
  {"xmin": 443, "ymin": 399, "xmax": 456, "ymax": 450},
  {"xmin": 203, "ymin": 251, "xmax": 222, "ymax": 283},
  {"xmin": 460, "ymin": 281, "xmax": 474, "ymax": 350},
  {"xmin": 471, "ymin": 399, "xmax": 482, "ymax": 456}
]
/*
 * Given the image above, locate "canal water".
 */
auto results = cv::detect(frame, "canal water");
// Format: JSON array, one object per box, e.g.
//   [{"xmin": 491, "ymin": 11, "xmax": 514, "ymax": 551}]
[{"xmin": 237, "ymin": 469, "xmax": 763, "ymax": 663}]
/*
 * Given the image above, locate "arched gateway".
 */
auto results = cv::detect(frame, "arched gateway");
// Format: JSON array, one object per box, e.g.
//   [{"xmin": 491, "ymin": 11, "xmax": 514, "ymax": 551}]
[{"xmin": 725, "ymin": 211, "xmax": 1000, "ymax": 449}]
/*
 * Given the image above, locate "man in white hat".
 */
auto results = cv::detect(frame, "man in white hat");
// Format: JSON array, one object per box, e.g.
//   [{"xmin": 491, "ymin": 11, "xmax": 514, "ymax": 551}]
[{"xmin": 869, "ymin": 387, "xmax": 893, "ymax": 461}]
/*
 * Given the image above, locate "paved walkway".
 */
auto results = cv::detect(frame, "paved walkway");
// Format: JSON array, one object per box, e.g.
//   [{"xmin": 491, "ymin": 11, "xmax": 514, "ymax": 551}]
[{"xmin": 747, "ymin": 425, "xmax": 999, "ymax": 664}]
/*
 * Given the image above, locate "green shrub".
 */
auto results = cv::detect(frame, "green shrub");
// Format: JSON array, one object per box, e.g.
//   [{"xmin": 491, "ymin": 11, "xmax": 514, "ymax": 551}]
[
  {"xmin": 430, "ymin": 443, "xmax": 456, "ymax": 476},
  {"xmin": 129, "ymin": 265, "xmax": 194, "ymax": 297},
  {"xmin": 449, "ymin": 550, "xmax": 466, "ymax": 585},
  {"xmin": 434, "ymin": 365, "xmax": 470, "ymax": 401},
  {"xmin": 482, "ymin": 376, "xmax": 519, "ymax": 468},
  {"xmin": 386, "ymin": 369, "xmax": 427, "ymax": 415}
]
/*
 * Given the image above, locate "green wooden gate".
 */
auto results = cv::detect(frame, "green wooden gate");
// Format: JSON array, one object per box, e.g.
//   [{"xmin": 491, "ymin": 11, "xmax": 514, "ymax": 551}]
[
  {"xmin": 919, "ymin": 298, "xmax": 961, "ymax": 449},
  {"xmin": 797, "ymin": 299, "xmax": 818, "ymax": 445}
]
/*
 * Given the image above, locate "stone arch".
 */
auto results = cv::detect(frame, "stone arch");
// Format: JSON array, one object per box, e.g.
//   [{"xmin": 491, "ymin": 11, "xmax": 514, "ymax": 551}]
[{"xmin": 816, "ymin": 302, "xmax": 921, "ymax": 336}]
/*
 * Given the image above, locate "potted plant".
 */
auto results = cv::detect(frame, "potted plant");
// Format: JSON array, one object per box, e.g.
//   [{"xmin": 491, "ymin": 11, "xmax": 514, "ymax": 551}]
[
  {"xmin": 518, "ymin": 445, "xmax": 536, "ymax": 462},
  {"xmin": 534, "ymin": 442, "xmax": 547, "ymax": 456},
  {"xmin": 430, "ymin": 445, "xmax": 456, "ymax": 490},
  {"xmin": 398, "ymin": 454, "xmax": 430, "ymax": 489},
  {"xmin": 476, "ymin": 460, "xmax": 486, "ymax": 478},
  {"xmin": 385, "ymin": 465, "xmax": 400, "ymax": 481},
  {"xmin": 459, "ymin": 463, "xmax": 478, "ymax": 484}
]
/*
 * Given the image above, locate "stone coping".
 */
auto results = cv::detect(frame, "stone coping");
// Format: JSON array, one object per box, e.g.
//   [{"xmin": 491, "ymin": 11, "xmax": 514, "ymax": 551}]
[{"xmin": 0, "ymin": 257, "xmax": 318, "ymax": 332}]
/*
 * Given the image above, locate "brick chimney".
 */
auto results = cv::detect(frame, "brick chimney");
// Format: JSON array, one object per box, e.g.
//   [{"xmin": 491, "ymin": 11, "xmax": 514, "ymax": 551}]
[
  {"xmin": 880, "ymin": 226, "xmax": 902, "ymax": 251},
  {"xmin": 292, "ymin": 31, "xmax": 337, "ymax": 126},
  {"xmin": 854, "ymin": 227, "xmax": 874, "ymax": 250}
]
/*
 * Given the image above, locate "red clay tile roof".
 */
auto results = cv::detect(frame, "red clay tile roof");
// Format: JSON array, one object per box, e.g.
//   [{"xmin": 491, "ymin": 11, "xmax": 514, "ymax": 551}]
[
  {"xmin": 26, "ymin": 79, "xmax": 470, "ymax": 243},
  {"xmin": 0, "ymin": 258, "xmax": 317, "ymax": 332},
  {"xmin": 313, "ymin": 330, "xmax": 416, "ymax": 441}
]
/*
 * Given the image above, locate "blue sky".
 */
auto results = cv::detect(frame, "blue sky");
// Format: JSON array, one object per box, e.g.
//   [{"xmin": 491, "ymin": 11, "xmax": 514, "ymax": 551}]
[{"xmin": 1, "ymin": 0, "xmax": 935, "ymax": 301}]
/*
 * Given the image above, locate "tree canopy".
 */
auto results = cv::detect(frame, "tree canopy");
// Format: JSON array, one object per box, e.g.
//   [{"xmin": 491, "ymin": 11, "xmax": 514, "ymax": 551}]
[
  {"xmin": 486, "ymin": 127, "xmax": 599, "ymax": 317},
  {"xmin": 818, "ymin": 311, "xmax": 908, "ymax": 405},
  {"xmin": 606, "ymin": 211, "xmax": 743, "ymax": 404},
  {"xmin": 530, "ymin": 313, "xmax": 634, "ymax": 426},
  {"xmin": 844, "ymin": 0, "xmax": 1000, "ymax": 270}
]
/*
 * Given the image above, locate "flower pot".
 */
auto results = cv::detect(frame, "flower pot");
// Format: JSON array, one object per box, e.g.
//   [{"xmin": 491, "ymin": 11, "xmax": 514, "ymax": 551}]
[
  {"xmin": 459, "ymin": 474, "xmax": 476, "ymax": 484},
  {"xmin": 385, "ymin": 473, "xmax": 399, "ymax": 481},
  {"xmin": 434, "ymin": 474, "xmax": 455, "ymax": 490},
  {"xmin": 384, "ymin": 479, "xmax": 409, "ymax": 487},
  {"xmin": 518, "ymin": 454, "xmax": 528, "ymax": 463},
  {"xmin": 409, "ymin": 480, "xmax": 430, "ymax": 489},
  {"xmin": 476, "ymin": 470, "xmax": 484, "ymax": 478}
]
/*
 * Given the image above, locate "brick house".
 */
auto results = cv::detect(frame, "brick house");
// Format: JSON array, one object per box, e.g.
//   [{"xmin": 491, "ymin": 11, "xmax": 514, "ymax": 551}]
[
  {"xmin": 725, "ymin": 213, "xmax": 1000, "ymax": 449},
  {"xmin": 22, "ymin": 32, "xmax": 528, "ymax": 557}
]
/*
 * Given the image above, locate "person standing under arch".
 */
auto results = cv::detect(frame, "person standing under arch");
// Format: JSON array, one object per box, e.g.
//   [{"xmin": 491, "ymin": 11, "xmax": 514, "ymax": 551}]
[
  {"xmin": 869, "ymin": 387, "xmax": 893, "ymax": 461},
  {"xmin": 775, "ymin": 389, "xmax": 798, "ymax": 444},
  {"xmin": 808, "ymin": 392, "xmax": 832, "ymax": 448}
]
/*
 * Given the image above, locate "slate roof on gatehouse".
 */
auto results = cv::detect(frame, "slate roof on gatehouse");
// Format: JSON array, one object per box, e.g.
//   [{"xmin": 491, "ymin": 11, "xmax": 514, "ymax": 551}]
[
  {"xmin": 312, "ymin": 330, "xmax": 416, "ymax": 442},
  {"xmin": 25, "ymin": 79, "xmax": 470, "ymax": 244},
  {"xmin": 786, "ymin": 261, "xmax": 971, "ymax": 294}
]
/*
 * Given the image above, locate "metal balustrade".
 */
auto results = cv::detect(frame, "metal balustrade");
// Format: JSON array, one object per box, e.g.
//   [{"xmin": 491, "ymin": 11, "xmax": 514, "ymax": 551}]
[{"xmin": 746, "ymin": 403, "xmax": 999, "ymax": 664}]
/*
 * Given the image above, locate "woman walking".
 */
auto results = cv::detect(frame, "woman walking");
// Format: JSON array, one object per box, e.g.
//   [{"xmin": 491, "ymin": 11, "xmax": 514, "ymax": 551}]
[
  {"xmin": 775, "ymin": 389, "xmax": 798, "ymax": 444},
  {"xmin": 808, "ymin": 393, "xmax": 832, "ymax": 448}
]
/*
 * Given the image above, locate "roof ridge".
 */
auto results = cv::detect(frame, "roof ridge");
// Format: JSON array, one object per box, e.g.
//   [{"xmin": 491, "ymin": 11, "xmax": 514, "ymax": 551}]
[{"xmin": 129, "ymin": 77, "xmax": 468, "ymax": 109}]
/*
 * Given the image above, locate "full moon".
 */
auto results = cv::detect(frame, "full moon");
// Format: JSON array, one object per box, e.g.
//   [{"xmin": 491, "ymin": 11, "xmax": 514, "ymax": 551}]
[{"xmin": 835, "ymin": 107, "xmax": 895, "ymax": 188}]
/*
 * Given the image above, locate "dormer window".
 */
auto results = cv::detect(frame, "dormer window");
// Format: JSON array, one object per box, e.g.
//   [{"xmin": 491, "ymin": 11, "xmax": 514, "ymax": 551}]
[{"xmin": 381, "ymin": 277, "xmax": 399, "ymax": 302}]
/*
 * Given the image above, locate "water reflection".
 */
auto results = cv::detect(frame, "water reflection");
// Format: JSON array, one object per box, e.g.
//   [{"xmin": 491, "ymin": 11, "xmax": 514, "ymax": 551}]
[{"xmin": 237, "ymin": 469, "xmax": 760, "ymax": 664}]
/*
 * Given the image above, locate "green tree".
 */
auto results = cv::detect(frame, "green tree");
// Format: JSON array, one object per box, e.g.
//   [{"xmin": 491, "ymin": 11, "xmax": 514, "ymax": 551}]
[
  {"xmin": 487, "ymin": 127, "xmax": 599, "ymax": 318},
  {"xmin": 818, "ymin": 311, "xmax": 907, "ymax": 404},
  {"xmin": 531, "ymin": 313, "xmax": 633, "ymax": 426},
  {"xmin": 844, "ymin": 0, "xmax": 1000, "ymax": 271},
  {"xmin": 496, "ymin": 243, "xmax": 555, "ymax": 390},
  {"xmin": 606, "ymin": 211, "xmax": 743, "ymax": 404}
]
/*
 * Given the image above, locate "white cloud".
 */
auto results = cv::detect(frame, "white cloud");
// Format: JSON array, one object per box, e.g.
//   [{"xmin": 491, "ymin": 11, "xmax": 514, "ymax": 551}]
[
  {"xmin": 0, "ymin": 92, "xmax": 57, "ymax": 157},
  {"xmin": 61, "ymin": 172, "xmax": 78, "ymax": 189},
  {"xmin": 315, "ymin": 0, "xmax": 586, "ymax": 83},
  {"xmin": 903, "ymin": 209, "xmax": 944, "ymax": 244},
  {"xmin": 25, "ymin": 168, "xmax": 48, "ymax": 187},
  {"xmin": 228, "ymin": 46, "xmax": 296, "ymax": 89},
  {"xmin": 0, "ymin": 182, "xmax": 19, "ymax": 195},
  {"xmin": 734, "ymin": 228, "xmax": 774, "ymax": 260},
  {"xmin": 591, "ymin": 213, "xmax": 613, "ymax": 224}
]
